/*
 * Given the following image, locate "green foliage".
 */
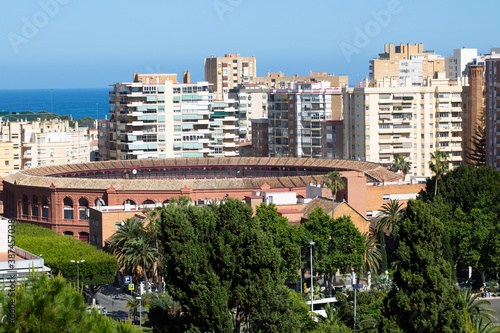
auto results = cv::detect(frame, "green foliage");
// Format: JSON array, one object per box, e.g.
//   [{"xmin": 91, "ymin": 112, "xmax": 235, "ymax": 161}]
[
  {"xmin": 379, "ymin": 231, "xmax": 389, "ymax": 273},
  {"xmin": 376, "ymin": 199, "xmax": 403, "ymax": 235},
  {"xmin": 390, "ymin": 156, "xmax": 411, "ymax": 176},
  {"xmin": 466, "ymin": 109, "xmax": 486, "ymax": 166},
  {"xmin": 15, "ymin": 222, "xmax": 118, "ymax": 286},
  {"xmin": 303, "ymin": 208, "xmax": 366, "ymax": 296},
  {"xmin": 0, "ymin": 273, "xmax": 137, "ymax": 333},
  {"xmin": 255, "ymin": 203, "xmax": 303, "ymax": 281},
  {"xmin": 336, "ymin": 289, "xmax": 387, "ymax": 330},
  {"xmin": 428, "ymin": 150, "xmax": 450, "ymax": 197},
  {"xmin": 379, "ymin": 200, "xmax": 466, "ymax": 332},
  {"xmin": 421, "ymin": 165, "xmax": 500, "ymax": 275},
  {"xmin": 323, "ymin": 171, "xmax": 345, "ymax": 200},
  {"xmin": 155, "ymin": 198, "xmax": 298, "ymax": 332}
]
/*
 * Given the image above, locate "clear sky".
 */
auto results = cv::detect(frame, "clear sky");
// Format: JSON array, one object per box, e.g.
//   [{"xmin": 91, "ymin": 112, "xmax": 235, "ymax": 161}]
[{"xmin": 0, "ymin": 0, "xmax": 497, "ymax": 89}]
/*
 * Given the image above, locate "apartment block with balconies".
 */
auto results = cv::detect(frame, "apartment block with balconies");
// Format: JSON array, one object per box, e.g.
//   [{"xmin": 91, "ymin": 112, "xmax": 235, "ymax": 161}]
[
  {"xmin": 205, "ymin": 53, "xmax": 256, "ymax": 100},
  {"xmin": 343, "ymin": 77, "xmax": 464, "ymax": 178},
  {"xmin": 104, "ymin": 73, "xmax": 237, "ymax": 160},
  {"xmin": 267, "ymin": 81, "xmax": 342, "ymax": 158},
  {"xmin": 228, "ymin": 84, "xmax": 268, "ymax": 141}
]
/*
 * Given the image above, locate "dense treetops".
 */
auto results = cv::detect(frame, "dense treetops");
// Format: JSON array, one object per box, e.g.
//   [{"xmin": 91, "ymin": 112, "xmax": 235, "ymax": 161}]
[{"xmin": 15, "ymin": 222, "xmax": 119, "ymax": 286}]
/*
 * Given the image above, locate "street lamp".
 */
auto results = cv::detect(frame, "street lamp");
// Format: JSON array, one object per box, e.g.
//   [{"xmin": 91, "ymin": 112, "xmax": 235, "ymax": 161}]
[
  {"xmin": 70, "ymin": 259, "xmax": 85, "ymax": 293},
  {"xmin": 136, "ymin": 296, "xmax": 142, "ymax": 332},
  {"xmin": 309, "ymin": 241, "xmax": 315, "ymax": 313}
]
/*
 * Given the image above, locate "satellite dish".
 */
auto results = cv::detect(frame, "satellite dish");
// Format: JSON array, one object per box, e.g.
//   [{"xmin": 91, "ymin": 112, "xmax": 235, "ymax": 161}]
[{"xmin": 132, "ymin": 169, "xmax": 137, "ymax": 175}]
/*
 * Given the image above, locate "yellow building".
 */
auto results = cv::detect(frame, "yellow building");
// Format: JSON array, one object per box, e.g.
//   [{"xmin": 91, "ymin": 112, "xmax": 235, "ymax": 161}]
[
  {"xmin": 204, "ymin": 53, "xmax": 256, "ymax": 100},
  {"xmin": 370, "ymin": 43, "xmax": 446, "ymax": 87},
  {"xmin": 0, "ymin": 141, "xmax": 14, "ymax": 177}
]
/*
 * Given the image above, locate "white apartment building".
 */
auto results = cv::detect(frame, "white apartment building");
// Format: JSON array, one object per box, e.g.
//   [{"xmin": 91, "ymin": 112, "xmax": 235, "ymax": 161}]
[
  {"xmin": 0, "ymin": 119, "xmax": 91, "ymax": 172},
  {"xmin": 445, "ymin": 48, "xmax": 479, "ymax": 80},
  {"xmin": 103, "ymin": 74, "xmax": 237, "ymax": 160},
  {"xmin": 268, "ymin": 81, "xmax": 341, "ymax": 158},
  {"xmin": 228, "ymin": 84, "xmax": 268, "ymax": 141},
  {"xmin": 344, "ymin": 76, "xmax": 463, "ymax": 178}
]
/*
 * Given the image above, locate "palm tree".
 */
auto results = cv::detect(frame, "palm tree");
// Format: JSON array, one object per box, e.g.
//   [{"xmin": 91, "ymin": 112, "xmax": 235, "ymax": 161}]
[
  {"xmin": 376, "ymin": 199, "xmax": 404, "ymax": 236},
  {"xmin": 323, "ymin": 171, "xmax": 345, "ymax": 216},
  {"xmin": 390, "ymin": 156, "xmax": 412, "ymax": 179},
  {"xmin": 120, "ymin": 235, "xmax": 159, "ymax": 292},
  {"xmin": 109, "ymin": 218, "xmax": 145, "ymax": 260},
  {"xmin": 460, "ymin": 288, "xmax": 498, "ymax": 325},
  {"xmin": 428, "ymin": 150, "xmax": 450, "ymax": 197},
  {"xmin": 361, "ymin": 232, "xmax": 382, "ymax": 275}
]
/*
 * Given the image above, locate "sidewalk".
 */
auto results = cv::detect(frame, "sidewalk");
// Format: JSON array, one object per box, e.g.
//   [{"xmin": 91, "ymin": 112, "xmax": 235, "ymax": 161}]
[{"xmin": 94, "ymin": 284, "xmax": 135, "ymax": 320}]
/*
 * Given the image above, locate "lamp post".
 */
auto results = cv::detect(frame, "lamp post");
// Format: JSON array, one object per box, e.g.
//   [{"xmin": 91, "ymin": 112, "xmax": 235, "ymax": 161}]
[
  {"xmin": 309, "ymin": 241, "xmax": 315, "ymax": 313},
  {"xmin": 299, "ymin": 246, "xmax": 302, "ymax": 295},
  {"xmin": 136, "ymin": 296, "xmax": 142, "ymax": 332},
  {"xmin": 70, "ymin": 259, "xmax": 85, "ymax": 293}
]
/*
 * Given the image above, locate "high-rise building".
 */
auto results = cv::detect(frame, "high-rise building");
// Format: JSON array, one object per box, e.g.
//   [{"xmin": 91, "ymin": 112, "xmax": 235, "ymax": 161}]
[
  {"xmin": 204, "ymin": 53, "xmax": 256, "ymax": 100},
  {"xmin": 103, "ymin": 73, "xmax": 237, "ymax": 160},
  {"xmin": 445, "ymin": 47, "xmax": 479, "ymax": 80},
  {"xmin": 228, "ymin": 84, "xmax": 268, "ymax": 140},
  {"xmin": 369, "ymin": 43, "xmax": 445, "ymax": 87},
  {"xmin": 267, "ymin": 81, "xmax": 342, "ymax": 158},
  {"xmin": 251, "ymin": 118, "xmax": 269, "ymax": 157},
  {"xmin": 343, "ymin": 76, "xmax": 463, "ymax": 178}
]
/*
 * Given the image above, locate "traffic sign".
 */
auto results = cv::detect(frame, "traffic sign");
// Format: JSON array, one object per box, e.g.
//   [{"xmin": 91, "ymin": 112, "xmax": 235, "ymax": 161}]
[
  {"xmin": 124, "ymin": 276, "xmax": 132, "ymax": 284},
  {"xmin": 350, "ymin": 275, "xmax": 354, "ymax": 280},
  {"xmin": 128, "ymin": 283, "xmax": 134, "ymax": 291}
]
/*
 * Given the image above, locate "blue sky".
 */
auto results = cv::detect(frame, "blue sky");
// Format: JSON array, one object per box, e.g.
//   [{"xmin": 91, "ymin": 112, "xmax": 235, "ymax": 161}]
[{"xmin": 0, "ymin": 0, "xmax": 497, "ymax": 89}]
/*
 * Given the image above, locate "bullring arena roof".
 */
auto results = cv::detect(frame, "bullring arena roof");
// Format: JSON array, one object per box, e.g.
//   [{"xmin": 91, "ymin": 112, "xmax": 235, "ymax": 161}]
[{"xmin": 4, "ymin": 157, "xmax": 399, "ymax": 191}]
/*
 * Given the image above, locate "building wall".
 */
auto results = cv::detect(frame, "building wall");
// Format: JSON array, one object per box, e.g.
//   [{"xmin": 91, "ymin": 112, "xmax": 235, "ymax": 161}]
[
  {"xmin": 370, "ymin": 43, "xmax": 445, "ymax": 86},
  {"xmin": 344, "ymin": 80, "xmax": 464, "ymax": 177},
  {"xmin": 204, "ymin": 53, "xmax": 257, "ymax": 100},
  {"xmin": 462, "ymin": 65, "xmax": 485, "ymax": 164},
  {"xmin": 0, "ymin": 142, "xmax": 14, "ymax": 177},
  {"xmin": 321, "ymin": 120, "xmax": 343, "ymax": 159},
  {"xmin": 0, "ymin": 120, "xmax": 90, "ymax": 171},
  {"xmin": 485, "ymin": 56, "xmax": 500, "ymax": 169},
  {"xmin": 365, "ymin": 183, "xmax": 425, "ymax": 215},
  {"xmin": 333, "ymin": 204, "xmax": 370, "ymax": 234},
  {"xmin": 89, "ymin": 208, "xmax": 142, "ymax": 249},
  {"xmin": 251, "ymin": 118, "xmax": 269, "ymax": 157}
]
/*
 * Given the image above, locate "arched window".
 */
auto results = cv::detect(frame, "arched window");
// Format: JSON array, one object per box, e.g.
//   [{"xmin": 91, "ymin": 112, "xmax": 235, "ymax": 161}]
[
  {"xmin": 79, "ymin": 198, "xmax": 89, "ymax": 220},
  {"xmin": 79, "ymin": 232, "xmax": 89, "ymax": 243},
  {"xmin": 22, "ymin": 195, "xmax": 29, "ymax": 216},
  {"xmin": 63, "ymin": 231, "xmax": 74, "ymax": 236},
  {"xmin": 63, "ymin": 197, "xmax": 73, "ymax": 220},
  {"xmin": 32, "ymin": 195, "xmax": 39, "ymax": 218},
  {"xmin": 95, "ymin": 198, "xmax": 105, "ymax": 207},
  {"xmin": 123, "ymin": 199, "xmax": 136, "ymax": 205},
  {"xmin": 143, "ymin": 199, "xmax": 155, "ymax": 205},
  {"xmin": 42, "ymin": 196, "xmax": 49, "ymax": 218}
]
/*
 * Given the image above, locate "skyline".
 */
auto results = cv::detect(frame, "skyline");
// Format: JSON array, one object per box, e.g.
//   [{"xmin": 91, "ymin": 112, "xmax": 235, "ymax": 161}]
[{"xmin": 0, "ymin": 0, "xmax": 498, "ymax": 89}]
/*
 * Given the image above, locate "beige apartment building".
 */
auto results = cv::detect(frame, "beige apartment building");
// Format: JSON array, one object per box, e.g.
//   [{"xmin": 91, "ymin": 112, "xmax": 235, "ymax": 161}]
[
  {"xmin": 0, "ymin": 141, "xmax": 14, "ymax": 177},
  {"xmin": 344, "ymin": 76, "xmax": 464, "ymax": 178},
  {"xmin": 0, "ymin": 119, "xmax": 91, "ymax": 173},
  {"xmin": 370, "ymin": 43, "xmax": 445, "ymax": 87},
  {"xmin": 204, "ymin": 53, "xmax": 256, "ymax": 100}
]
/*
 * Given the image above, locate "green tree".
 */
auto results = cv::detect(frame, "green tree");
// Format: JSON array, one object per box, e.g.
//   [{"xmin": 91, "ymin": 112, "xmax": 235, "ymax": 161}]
[
  {"xmin": 255, "ymin": 202, "xmax": 302, "ymax": 282},
  {"xmin": 376, "ymin": 199, "xmax": 404, "ymax": 236},
  {"xmin": 390, "ymin": 156, "xmax": 412, "ymax": 179},
  {"xmin": 428, "ymin": 150, "xmax": 450, "ymax": 197},
  {"xmin": 120, "ymin": 234, "xmax": 158, "ymax": 292},
  {"xmin": 0, "ymin": 273, "xmax": 137, "ymax": 333},
  {"xmin": 379, "ymin": 230, "xmax": 389, "ymax": 273},
  {"xmin": 362, "ymin": 232, "xmax": 382, "ymax": 275},
  {"xmin": 110, "ymin": 218, "xmax": 145, "ymax": 260},
  {"xmin": 154, "ymin": 198, "xmax": 298, "ymax": 332},
  {"xmin": 466, "ymin": 110, "xmax": 486, "ymax": 166},
  {"xmin": 323, "ymin": 171, "xmax": 345, "ymax": 214},
  {"xmin": 379, "ymin": 200, "xmax": 466, "ymax": 332},
  {"xmin": 303, "ymin": 208, "xmax": 366, "ymax": 297},
  {"xmin": 460, "ymin": 288, "xmax": 497, "ymax": 327}
]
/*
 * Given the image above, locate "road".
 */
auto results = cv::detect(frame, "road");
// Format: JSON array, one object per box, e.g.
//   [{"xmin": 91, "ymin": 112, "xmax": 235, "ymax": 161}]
[
  {"xmin": 93, "ymin": 284, "xmax": 136, "ymax": 321},
  {"xmin": 484, "ymin": 297, "xmax": 500, "ymax": 323}
]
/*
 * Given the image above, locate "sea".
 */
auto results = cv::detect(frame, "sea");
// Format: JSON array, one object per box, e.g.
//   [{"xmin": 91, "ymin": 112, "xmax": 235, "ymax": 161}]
[{"xmin": 0, "ymin": 88, "xmax": 112, "ymax": 120}]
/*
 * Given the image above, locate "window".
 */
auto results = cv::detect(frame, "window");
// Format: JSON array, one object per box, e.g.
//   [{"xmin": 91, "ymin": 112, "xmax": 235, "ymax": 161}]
[
  {"xmin": 63, "ymin": 197, "xmax": 73, "ymax": 220},
  {"xmin": 79, "ymin": 198, "xmax": 89, "ymax": 220},
  {"xmin": 4, "ymin": 161, "xmax": 8, "ymax": 166},
  {"xmin": 382, "ymin": 194, "xmax": 390, "ymax": 201},
  {"xmin": 4, "ymin": 149, "xmax": 8, "ymax": 155}
]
